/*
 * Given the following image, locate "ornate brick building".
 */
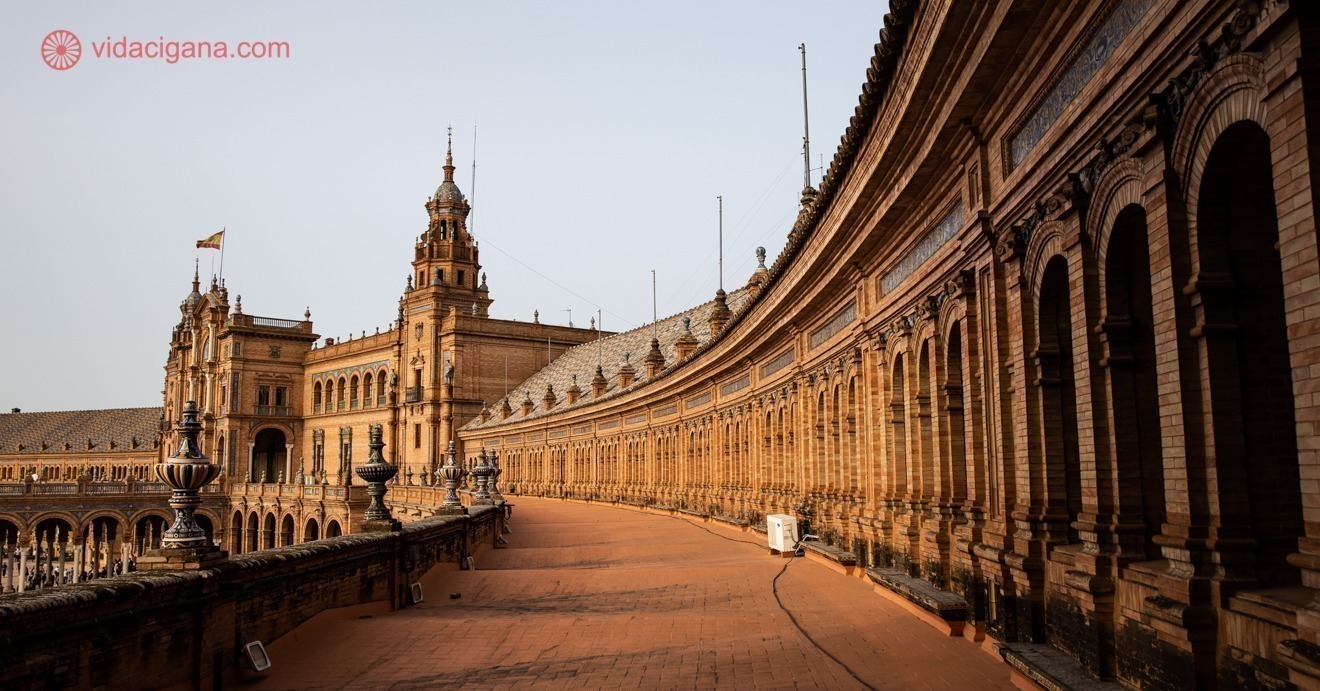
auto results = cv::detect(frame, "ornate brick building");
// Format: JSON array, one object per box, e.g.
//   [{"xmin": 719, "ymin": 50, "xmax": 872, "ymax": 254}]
[
  {"xmin": 0, "ymin": 136, "xmax": 603, "ymax": 557},
  {"xmin": 459, "ymin": 0, "xmax": 1320, "ymax": 687},
  {"xmin": 3, "ymin": 0, "xmax": 1319, "ymax": 686}
]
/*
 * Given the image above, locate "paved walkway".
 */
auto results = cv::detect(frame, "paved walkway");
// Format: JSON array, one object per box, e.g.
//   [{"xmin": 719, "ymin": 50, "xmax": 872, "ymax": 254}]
[{"xmin": 257, "ymin": 498, "xmax": 1014, "ymax": 690}]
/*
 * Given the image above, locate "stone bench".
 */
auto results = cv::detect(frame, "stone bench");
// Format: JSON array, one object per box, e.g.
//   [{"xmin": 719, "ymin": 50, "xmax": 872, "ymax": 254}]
[
  {"xmin": 865, "ymin": 567, "xmax": 967, "ymax": 636},
  {"xmin": 999, "ymin": 643, "xmax": 1124, "ymax": 691},
  {"xmin": 712, "ymin": 515, "xmax": 751, "ymax": 530},
  {"xmin": 800, "ymin": 540, "xmax": 858, "ymax": 576},
  {"xmin": 677, "ymin": 509, "xmax": 709, "ymax": 520}
]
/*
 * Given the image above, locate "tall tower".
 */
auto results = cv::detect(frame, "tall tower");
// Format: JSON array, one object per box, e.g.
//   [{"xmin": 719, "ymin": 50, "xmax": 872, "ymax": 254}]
[{"xmin": 410, "ymin": 132, "xmax": 492, "ymax": 316}]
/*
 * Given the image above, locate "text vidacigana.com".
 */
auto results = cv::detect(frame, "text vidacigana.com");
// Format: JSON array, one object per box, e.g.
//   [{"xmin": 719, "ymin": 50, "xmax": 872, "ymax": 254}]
[{"xmin": 90, "ymin": 37, "xmax": 290, "ymax": 63}]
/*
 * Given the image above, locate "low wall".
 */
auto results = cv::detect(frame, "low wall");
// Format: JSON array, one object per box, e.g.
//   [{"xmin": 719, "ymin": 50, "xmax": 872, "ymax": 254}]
[{"xmin": 0, "ymin": 505, "xmax": 501, "ymax": 690}]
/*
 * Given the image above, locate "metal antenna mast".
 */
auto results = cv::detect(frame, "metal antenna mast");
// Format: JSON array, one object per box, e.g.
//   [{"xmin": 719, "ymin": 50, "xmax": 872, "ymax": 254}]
[
  {"xmin": 800, "ymin": 43, "xmax": 811, "ymax": 190},
  {"xmin": 717, "ymin": 196, "xmax": 724, "ymax": 291},
  {"xmin": 470, "ymin": 125, "xmax": 477, "ymax": 232},
  {"xmin": 562, "ymin": 308, "xmax": 573, "ymax": 328}
]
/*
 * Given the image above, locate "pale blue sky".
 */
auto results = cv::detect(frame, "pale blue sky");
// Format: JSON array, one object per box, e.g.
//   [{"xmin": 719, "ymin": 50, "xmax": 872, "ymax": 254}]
[{"xmin": 1, "ymin": 1, "xmax": 886, "ymax": 411}]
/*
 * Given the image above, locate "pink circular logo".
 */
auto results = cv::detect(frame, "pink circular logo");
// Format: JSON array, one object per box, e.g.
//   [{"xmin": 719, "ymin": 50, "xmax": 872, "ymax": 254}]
[{"xmin": 41, "ymin": 30, "xmax": 81, "ymax": 70}]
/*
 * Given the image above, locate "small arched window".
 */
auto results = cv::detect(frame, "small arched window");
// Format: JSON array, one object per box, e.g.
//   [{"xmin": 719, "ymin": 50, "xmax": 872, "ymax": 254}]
[
  {"xmin": 313, "ymin": 381, "xmax": 323, "ymax": 413},
  {"xmin": 363, "ymin": 373, "xmax": 374, "ymax": 407}
]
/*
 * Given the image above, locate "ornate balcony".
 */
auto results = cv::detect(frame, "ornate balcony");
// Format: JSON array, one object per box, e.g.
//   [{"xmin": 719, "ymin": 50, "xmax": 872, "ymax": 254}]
[{"xmin": 405, "ymin": 386, "xmax": 423, "ymax": 403}]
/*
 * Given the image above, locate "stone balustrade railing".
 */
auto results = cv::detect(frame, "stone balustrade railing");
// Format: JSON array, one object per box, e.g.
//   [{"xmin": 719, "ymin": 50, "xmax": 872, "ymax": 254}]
[{"xmin": 0, "ymin": 504, "xmax": 503, "ymax": 690}]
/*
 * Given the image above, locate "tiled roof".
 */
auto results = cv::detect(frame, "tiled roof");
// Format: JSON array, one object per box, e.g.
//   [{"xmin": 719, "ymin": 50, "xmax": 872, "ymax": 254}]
[
  {"xmin": 465, "ymin": 289, "xmax": 752, "ymax": 430},
  {"xmin": 0, "ymin": 408, "xmax": 163, "ymax": 454}
]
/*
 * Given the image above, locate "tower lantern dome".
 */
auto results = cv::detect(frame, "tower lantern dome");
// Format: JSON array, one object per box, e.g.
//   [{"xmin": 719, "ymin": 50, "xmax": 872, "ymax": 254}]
[{"xmin": 431, "ymin": 131, "xmax": 468, "ymax": 213}]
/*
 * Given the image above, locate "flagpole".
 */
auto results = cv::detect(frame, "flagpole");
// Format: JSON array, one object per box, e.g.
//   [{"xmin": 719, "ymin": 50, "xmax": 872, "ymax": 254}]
[{"xmin": 219, "ymin": 228, "xmax": 226, "ymax": 285}]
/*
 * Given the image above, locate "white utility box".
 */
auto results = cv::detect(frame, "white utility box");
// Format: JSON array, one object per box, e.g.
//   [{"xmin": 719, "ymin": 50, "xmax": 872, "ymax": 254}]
[{"xmin": 767, "ymin": 514, "xmax": 799, "ymax": 552}]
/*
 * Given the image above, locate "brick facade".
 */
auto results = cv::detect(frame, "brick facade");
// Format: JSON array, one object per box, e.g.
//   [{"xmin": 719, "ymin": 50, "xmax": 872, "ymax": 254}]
[{"xmin": 460, "ymin": 1, "xmax": 1320, "ymax": 687}]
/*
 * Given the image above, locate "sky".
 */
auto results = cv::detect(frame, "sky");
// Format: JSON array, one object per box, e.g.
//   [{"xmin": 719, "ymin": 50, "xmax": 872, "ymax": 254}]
[{"xmin": 1, "ymin": 1, "xmax": 887, "ymax": 412}]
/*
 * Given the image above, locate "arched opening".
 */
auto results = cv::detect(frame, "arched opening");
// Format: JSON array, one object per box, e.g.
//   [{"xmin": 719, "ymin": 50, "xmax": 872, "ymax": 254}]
[
  {"xmin": 1196, "ymin": 121, "xmax": 1302, "ymax": 587},
  {"xmin": 363, "ymin": 372, "xmax": 374, "ymax": 408},
  {"xmin": 846, "ymin": 380, "xmax": 859, "ymax": 497},
  {"xmin": 890, "ymin": 354, "xmax": 909, "ymax": 503},
  {"xmin": 246, "ymin": 511, "xmax": 259, "ymax": 553},
  {"xmin": 916, "ymin": 342, "xmax": 935, "ymax": 505},
  {"xmin": 326, "ymin": 520, "xmax": 343, "ymax": 538},
  {"xmin": 1104, "ymin": 205, "xmax": 1166, "ymax": 560},
  {"xmin": 815, "ymin": 392, "xmax": 827, "ymax": 493},
  {"xmin": 1037, "ymin": 255, "xmax": 1082, "ymax": 543},
  {"xmin": 304, "ymin": 518, "xmax": 320, "ymax": 542},
  {"xmin": 195, "ymin": 514, "xmax": 215, "ymax": 547},
  {"xmin": 253, "ymin": 428, "xmax": 288, "ymax": 483},
  {"xmin": 32, "ymin": 517, "xmax": 75, "ymax": 584},
  {"xmin": 217, "ymin": 434, "xmax": 227, "ymax": 476},
  {"xmin": 230, "ymin": 511, "xmax": 244, "ymax": 554},
  {"xmin": 336, "ymin": 377, "xmax": 347, "ymax": 411},
  {"xmin": 377, "ymin": 370, "xmax": 387, "ymax": 404},
  {"xmin": 945, "ymin": 322, "xmax": 970, "ymax": 511},
  {"xmin": 314, "ymin": 381, "xmax": 323, "ymax": 413},
  {"xmin": 350, "ymin": 374, "xmax": 360, "ymax": 409},
  {"xmin": 262, "ymin": 513, "xmax": 276, "ymax": 550},
  {"xmin": 134, "ymin": 514, "xmax": 168, "ymax": 555},
  {"xmin": 0, "ymin": 518, "xmax": 21, "ymax": 545},
  {"xmin": 324, "ymin": 380, "xmax": 334, "ymax": 414},
  {"xmin": 280, "ymin": 515, "xmax": 295, "ymax": 547}
]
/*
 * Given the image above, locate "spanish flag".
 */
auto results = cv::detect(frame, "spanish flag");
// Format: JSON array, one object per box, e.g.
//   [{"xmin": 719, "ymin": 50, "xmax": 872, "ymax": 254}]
[{"xmin": 196, "ymin": 231, "xmax": 224, "ymax": 249}]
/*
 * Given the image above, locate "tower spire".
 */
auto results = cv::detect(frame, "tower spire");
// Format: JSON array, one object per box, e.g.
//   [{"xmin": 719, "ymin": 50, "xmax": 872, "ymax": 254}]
[
  {"xmin": 192, "ymin": 258, "xmax": 200, "ymax": 292},
  {"xmin": 444, "ymin": 126, "xmax": 455, "ymax": 182}
]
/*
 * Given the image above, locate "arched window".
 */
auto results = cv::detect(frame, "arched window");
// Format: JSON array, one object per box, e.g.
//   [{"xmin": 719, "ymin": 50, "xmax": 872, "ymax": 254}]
[
  {"xmin": 377, "ymin": 370, "xmax": 388, "ymax": 404},
  {"xmin": 313, "ymin": 381, "xmax": 323, "ymax": 413},
  {"xmin": 337, "ymin": 377, "xmax": 347, "ymax": 411},
  {"xmin": 350, "ymin": 375, "xmax": 360, "ymax": 409},
  {"xmin": 363, "ymin": 373, "xmax": 374, "ymax": 407}
]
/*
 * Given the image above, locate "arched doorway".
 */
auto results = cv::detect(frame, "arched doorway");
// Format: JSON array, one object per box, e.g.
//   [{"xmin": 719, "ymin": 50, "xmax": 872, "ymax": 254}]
[
  {"xmin": 195, "ymin": 514, "xmax": 215, "ymax": 548},
  {"xmin": 326, "ymin": 520, "xmax": 342, "ymax": 538},
  {"xmin": 1104, "ymin": 205, "xmax": 1165, "ymax": 560},
  {"xmin": 1195, "ymin": 120, "xmax": 1302, "ymax": 587},
  {"xmin": 134, "ymin": 514, "xmax": 169, "ymax": 555},
  {"xmin": 253, "ymin": 428, "xmax": 289, "ymax": 483},
  {"xmin": 1037, "ymin": 255, "xmax": 1082, "ymax": 544},
  {"xmin": 262, "ymin": 513, "xmax": 276, "ymax": 550},
  {"xmin": 304, "ymin": 518, "xmax": 320, "ymax": 542},
  {"xmin": 230, "ymin": 511, "xmax": 244, "ymax": 554},
  {"xmin": 246, "ymin": 511, "xmax": 259, "ymax": 553},
  {"xmin": 280, "ymin": 515, "xmax": 295, "ymax": 547}
]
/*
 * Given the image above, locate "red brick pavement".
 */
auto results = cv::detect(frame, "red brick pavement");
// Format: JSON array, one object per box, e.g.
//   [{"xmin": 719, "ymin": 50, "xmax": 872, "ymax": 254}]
[{"xmin": 256, "ymin": 497, "xmax": 1014, "ymax": 690}]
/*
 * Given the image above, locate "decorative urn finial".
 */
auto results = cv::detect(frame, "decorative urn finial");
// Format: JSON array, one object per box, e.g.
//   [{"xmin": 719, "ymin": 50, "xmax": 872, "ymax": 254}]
[
  {"xmin": 354, "ymin": 424, "xmax": 399, "ymax": 523},
  {"xmin": 436, "ymin": 440, "xmax": 467, "ymax": 511},
  {"xmin": 154, "ymin": 401, "xmax": 220, "ymax": 548}
]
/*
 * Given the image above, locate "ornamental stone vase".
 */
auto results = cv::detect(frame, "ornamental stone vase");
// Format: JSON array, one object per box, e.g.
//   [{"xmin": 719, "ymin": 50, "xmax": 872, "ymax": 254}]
[
  {"xmin": 470, "ymin": 451, "xmax": 494, "ymax": 505},
  {"xmin": 436, "ymin": 440, "xmax": 467, "ymax": 513},
  {"xmin": 154, "ymin": 401, "xmax": 221, "ymax": 549},
  {"xmin": 488, "ymin": 450, "xmax": 503, "ymax": 501},
  {"xmin": 354, "ymin": 424, "xmax": 398, "ymax": 524}
]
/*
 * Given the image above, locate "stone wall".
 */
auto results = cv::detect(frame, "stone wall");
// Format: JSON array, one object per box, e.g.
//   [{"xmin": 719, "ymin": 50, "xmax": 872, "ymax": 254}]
[{"xmin": 0, "ymin": 505, "xmax": 500, "ymax": 690}]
